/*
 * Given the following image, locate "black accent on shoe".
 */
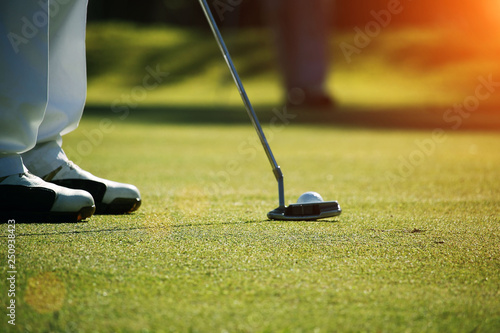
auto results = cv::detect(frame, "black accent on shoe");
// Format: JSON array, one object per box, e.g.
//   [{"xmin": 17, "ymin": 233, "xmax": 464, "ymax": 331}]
[
  {"xmin": 0, "ymin": 185, "xmax": 55, "ymax": 212},
  {"xmin": 0, "ymin": 185, "xmax": 95, "ymax": 223},
  {"xmin": 50, "ymin": 179, "xmax": 107, "ymax": 203}
]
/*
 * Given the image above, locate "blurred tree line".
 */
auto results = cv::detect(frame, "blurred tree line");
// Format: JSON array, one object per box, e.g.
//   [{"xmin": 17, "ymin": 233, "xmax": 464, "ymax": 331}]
[{"xmin": 87, "ymin": 0, "xmax": 493, "ymax": 30}]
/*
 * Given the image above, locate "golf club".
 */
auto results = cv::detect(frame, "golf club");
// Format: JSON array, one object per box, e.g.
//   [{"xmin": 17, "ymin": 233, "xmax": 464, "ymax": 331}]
[{"xmin": 198, "ymin": 0, "xmax": 341, "ymax": 221}]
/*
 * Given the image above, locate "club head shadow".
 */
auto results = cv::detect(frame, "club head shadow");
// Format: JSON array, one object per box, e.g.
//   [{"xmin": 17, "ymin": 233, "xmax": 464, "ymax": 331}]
[{"xmin": 267, "ymin": 201, "xmax": 341, "ymax": 221}]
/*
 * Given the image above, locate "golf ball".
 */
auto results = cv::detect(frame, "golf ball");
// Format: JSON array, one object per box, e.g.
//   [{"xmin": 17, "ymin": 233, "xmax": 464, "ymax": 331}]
[{"xmin": 297, "ymin": 191, "xmax": 324, "ymax": 204}]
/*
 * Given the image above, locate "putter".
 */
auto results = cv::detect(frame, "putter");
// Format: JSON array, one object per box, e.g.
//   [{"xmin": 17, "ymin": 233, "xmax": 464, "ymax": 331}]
[{"xmin": 198, "ymin": 0, "xmax": 341, "ymax": 221}]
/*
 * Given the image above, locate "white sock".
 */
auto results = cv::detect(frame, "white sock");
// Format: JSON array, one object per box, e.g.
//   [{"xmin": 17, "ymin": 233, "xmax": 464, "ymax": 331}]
[
  {"xmin": 22, "ymin": 140, "xmax": 69, "ymax": 177},
  {"xmin": 0, "ymin": 155, "xmax": 28, "ymax": 178}
]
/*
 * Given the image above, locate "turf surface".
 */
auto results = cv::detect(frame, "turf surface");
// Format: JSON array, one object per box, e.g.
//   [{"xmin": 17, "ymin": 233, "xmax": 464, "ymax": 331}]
[
  {"xmin": 1, "ymin": 23, "xmax": 500, "ymax": 332},
  {"xmin": 2, "ymin": 117, "xmax": 499, "ymax": 332}
]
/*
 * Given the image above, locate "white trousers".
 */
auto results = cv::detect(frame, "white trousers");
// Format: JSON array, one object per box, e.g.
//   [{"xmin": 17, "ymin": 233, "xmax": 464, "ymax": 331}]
[{"xmin": 0, "ymin": 0, "xmax": 88, "ymax": 178}]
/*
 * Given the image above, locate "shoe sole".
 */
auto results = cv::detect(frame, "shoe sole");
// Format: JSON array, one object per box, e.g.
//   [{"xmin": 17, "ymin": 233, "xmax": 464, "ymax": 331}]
[
  {"xmin": 95, "ymin": 198, "xmax": 142, "ymax": 215},
  {"xmin": 0, "ymin": 205, "xmax": 95, "ymax": 223}
]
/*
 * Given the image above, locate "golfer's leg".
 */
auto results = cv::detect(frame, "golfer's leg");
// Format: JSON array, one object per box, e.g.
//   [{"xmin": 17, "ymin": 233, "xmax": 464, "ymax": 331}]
[
  {"xmin": 261, "ymin": 0, "xmax": 290, "ymax": 89},
  {"xmin": 22, "ymin": 0, "xmax": 89, "ymax": 176},
  {"xmin": 262, "ymin": 0, "xmax": 332, "ymax": 107},
  {"xmin": 0, "ymin": 1, "xmax": 49, "ymax": 177},
  {"xmin": 286, "ymin": 0, "xmax": 329, "ymax": 92},
  {"xmin": 0, "ymin": 1, "xmax": 95, "ymax": 222},
  {"xmin": 22, "ymin": 0, "xmax": 141, "ymax": 214}
]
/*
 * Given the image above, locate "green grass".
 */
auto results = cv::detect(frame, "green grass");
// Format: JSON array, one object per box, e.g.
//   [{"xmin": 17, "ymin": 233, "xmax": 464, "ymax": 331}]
[
  {"xmin": 2, "ymin": 120, "xmax": 499, "ymax": 332},
  {"xmin": 1, "ymin": 23, "xmax": 500, "ymax": 332}
]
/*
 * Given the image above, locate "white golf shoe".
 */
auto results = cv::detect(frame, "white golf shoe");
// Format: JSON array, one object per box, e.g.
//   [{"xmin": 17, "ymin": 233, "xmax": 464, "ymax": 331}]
[
  {"xmin": 0, "ymin": 172, "xmax": 95, "ymax": 222},
  {"xmin": 41, "ymin": 161, "xmax": 141, "ymax": 214}
]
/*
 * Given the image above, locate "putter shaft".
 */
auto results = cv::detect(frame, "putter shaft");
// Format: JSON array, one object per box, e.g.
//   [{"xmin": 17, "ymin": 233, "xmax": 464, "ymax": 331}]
[{"xmin": 198, "ymin": 0, "xmax": 285, "ymax": 208}]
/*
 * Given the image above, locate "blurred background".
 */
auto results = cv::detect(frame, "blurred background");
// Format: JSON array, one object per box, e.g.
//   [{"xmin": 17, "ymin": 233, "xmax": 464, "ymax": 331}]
[
  {"xmin": 84, "ymin": 0, "xmax": 500, "ymax": 129},
  {"xmin": 87, "ymin": 0, "xmax": 499, "ymax": 29}
]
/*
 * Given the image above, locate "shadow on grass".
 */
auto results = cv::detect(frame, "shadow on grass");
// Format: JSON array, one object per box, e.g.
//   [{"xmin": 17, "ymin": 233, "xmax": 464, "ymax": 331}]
[
  {"xmin": 3, "ymin": 220, "xmax": 270, "ymax": 238},
  {"xmin": 3, "ymin": 217, "xmax": 341, "ymax": 237},
  {"xmin": 83, "ymin": 103, "xmax": 500, "ymax": 131}
]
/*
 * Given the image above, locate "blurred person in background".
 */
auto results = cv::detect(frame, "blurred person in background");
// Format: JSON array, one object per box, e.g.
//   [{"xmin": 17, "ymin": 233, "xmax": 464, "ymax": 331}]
[
  {"xmin": 0, "ymin": 0, "xmax": 141, "ymax": 222},
  {"xmin": 262, "ymin": 0, "xmax": 335, "ymax": 110}
]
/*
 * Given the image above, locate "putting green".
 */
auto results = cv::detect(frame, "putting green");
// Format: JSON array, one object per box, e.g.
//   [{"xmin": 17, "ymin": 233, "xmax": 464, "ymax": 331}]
[{"xmin": 2, "ymin": 116, "xmax": 499, "ymax": 332}]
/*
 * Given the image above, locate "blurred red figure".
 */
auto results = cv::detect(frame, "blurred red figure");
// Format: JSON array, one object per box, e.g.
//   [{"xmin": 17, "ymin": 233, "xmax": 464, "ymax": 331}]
[{"xmin": 262, "ymin": 0, "xmax": 334, "ymax": 110}]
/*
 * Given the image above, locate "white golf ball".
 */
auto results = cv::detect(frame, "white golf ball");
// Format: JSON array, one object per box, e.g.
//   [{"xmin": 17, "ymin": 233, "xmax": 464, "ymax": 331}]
[{"xmin": 297, "ymin": 191, "xmax": 324, "ymax": 204}]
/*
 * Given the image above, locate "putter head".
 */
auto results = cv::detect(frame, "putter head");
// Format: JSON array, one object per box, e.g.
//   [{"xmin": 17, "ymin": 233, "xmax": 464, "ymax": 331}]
[{"xmin": 267, "ymin": 201, "xmax": 341, "ymax": 221}]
